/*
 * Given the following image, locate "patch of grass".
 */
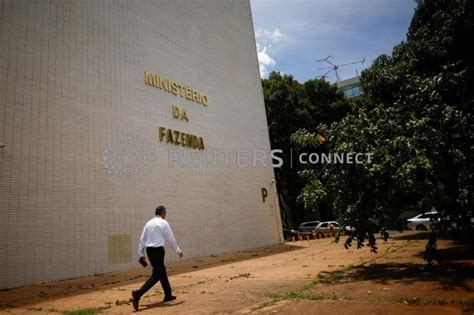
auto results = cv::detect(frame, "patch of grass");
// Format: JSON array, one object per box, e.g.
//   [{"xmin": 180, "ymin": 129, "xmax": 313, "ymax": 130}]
[
  {"xmin": 251, "ymin": 295, "xmax": 282, "ymax": 311},
  {"xmin": 270, "ymin": 291, "xmax": 351, "ymax": 302},
  {"xmin": 253, "ymin": 291, "xmax": 352, "ymax": 311},
  {"xmin": 62, "ymin": 306, "xmax": 111, "ymax": 315},
  {"xmin": 424, "ymin": 298, "xmax": 448, "ymax": 305},
  {"xmin": 316, "ymin": 264, "xmax": 354, "ymax": 284},
  {"xmin": 253, "ymin": 298, "xmax": 279, "ymax": 310},
  {"xmin": 454, "ymin": 299, "xmax": 474, "ymax": 309},
  {"xmin": 253, "ymin": 264, "xmax": 358, "ymax": 310},
  {"xmin": 115, "ymin": 299, "xmax": 129, "ymax": 306},
  {"xmin": 398, "ymin": 297, "xmax": 420, "ymax": 305}
]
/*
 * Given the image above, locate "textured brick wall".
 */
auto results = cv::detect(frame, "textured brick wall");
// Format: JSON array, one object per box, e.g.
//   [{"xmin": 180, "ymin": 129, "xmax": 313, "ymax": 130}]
[{"xmin": 0, "ymin": 0, "xmax": 283, "ymax": 289}]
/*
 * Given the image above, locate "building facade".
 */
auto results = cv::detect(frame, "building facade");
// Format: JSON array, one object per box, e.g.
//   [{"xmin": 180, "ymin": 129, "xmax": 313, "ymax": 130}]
[
  {"xmin": 337, "ymin": 76, "xmax": 362, "ymax": 98},
  {"xmin": 0, "ymin": 0, "xmax": 283, "ymax": 289}
]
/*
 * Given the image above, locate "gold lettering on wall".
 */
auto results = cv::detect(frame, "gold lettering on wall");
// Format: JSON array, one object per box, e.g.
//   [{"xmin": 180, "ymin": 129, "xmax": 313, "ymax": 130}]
[
  {"xmin": 171, "ymin": 105, "xmax": 189, "ymax": 121},
  {"xmin": 159, "ymin": 127, "xmax": 205, "ymax": 150},
  {"xmin": 261, "ymin": 188, "xmax": 268, "ymax": 203},
  {"xmin": 145, "ymin": 70, "xmax": 208, "ymax": 106}
]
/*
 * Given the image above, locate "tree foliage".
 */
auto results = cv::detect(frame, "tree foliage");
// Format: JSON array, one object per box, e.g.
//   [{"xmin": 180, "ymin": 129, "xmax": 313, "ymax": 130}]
[
  {"xmin": 262, "ymin": 73, "xmax": 350, "ymax": 226},
  {"xmin": 292, "ymin": 0, "xmax": 473, "ymax": 251}
]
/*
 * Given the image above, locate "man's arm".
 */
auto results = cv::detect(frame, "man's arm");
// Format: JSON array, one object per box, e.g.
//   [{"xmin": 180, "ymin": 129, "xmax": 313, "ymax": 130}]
[
  {"xmin": 162, "ymin": 221, "xmax": 183, "ymax": 257},
  {"xmin": 138, "ymin": 226, "xmax": 147, "ymax": 258}
]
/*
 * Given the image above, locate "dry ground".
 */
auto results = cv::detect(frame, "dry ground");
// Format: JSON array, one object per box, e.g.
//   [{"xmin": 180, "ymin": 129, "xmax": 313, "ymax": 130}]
[{"xmin": 0, "ymin": 231, "xmax": 473, "ymax": 314}]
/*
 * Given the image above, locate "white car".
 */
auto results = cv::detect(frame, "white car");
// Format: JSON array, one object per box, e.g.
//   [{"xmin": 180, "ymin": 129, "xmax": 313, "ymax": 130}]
[{"xmin": 406, "ymin": 212, "xmax": 439, "ymax": 231}]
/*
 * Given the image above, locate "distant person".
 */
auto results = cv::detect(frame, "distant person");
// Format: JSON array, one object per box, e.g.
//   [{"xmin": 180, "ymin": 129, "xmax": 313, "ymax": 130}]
[
  {"xmin": 368, "ymin": 215, "xmax": 380, "ymax": 233},
  {"xmin": 329, "ymin": 223, "xmax": 335, "ymax": 237},
  {"xmin": 132, "ymin": 206, "xmax": 183, "ymax": 311},
  {"xmin": 396, "ymin": 216, "xmax": 404, "ymax": 233}
]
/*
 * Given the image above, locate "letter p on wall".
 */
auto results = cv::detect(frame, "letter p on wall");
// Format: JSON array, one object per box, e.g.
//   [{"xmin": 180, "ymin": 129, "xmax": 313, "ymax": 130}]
[{"xmin": 261, "ymin": 188, "xmax": 268, "ymax": 203}]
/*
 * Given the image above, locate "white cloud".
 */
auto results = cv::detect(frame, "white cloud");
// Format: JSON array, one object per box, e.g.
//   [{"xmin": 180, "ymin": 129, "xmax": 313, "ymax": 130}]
[
  {"xmin": 256, "ymin": 44, "xmax": 276, "ymax": 77},
  {"xmin": 256, "ymin": 28, "xmax": 283, "ymax": 43},
  {"xmin": 255, "ymin": 28, "xmax": 284, "ymax": 78}
]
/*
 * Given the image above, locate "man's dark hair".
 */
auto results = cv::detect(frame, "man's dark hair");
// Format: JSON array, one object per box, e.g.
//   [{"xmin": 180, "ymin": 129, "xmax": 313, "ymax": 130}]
[{"xmin": 155, "ymin": 206, "xmax": 166, "ymax": 216}]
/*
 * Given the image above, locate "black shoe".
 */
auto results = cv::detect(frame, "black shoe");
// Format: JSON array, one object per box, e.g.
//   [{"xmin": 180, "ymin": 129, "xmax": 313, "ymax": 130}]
[
  {"xmin": 163, "ymin": 295, "xmax": 176, "ymax": 303},
  {"xmin": 132, "ymin": 290, "xmax": 140, "ymax": 311}
]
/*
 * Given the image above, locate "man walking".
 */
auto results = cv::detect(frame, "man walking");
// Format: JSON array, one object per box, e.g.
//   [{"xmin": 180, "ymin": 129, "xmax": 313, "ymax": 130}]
[{"xmin": 132, "ymin": 206, "xmax": 183, "ymax": 311}]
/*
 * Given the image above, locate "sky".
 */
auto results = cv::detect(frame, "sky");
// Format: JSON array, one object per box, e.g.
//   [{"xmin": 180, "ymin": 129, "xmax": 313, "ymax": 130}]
[{"xmin": 250, "ymin": 0, "xmax": 417, "ymax": 83}]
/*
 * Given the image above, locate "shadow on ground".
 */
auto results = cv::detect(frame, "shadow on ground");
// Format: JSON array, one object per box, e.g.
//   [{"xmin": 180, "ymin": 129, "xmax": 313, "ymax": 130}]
[
  {"xmin": 318, "ymin": 242, "xmax": 474, "ymax": 292},
  {"xmin": 393, "ymin": 231, "xmax": 431, "ymax": 241},
  {"xmin": 394, "ymin": 229, "xmax": 474, "ymax": 243},
  {"xmin": 139, "ymin": 300, "xmax": 185, "ymax": 312},
  {"xmin": 346, "ymin": 262, "xmax": 473, "ymax": 291}
]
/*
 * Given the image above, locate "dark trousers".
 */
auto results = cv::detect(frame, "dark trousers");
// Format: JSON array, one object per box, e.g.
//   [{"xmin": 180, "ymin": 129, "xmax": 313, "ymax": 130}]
[{"xmin": 136, "ymin": 246, "xmax": 172, "ymax": 298}]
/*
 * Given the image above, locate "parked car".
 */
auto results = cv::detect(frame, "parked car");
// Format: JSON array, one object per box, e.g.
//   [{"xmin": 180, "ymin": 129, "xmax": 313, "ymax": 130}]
[
  {"xmin": 313, "ymin": 221, "xmax": 341, "ymax": 238},
  {"xmin": 282, "ymin": 228, "xmax": 299, "ymax": 241},
  {"xmin": 297, "ymin": 221, "xmax": 320, "ymax": 233},
  {"xmin": 406, "ymin": 212, "xmax": 439, "ymax": 231}
]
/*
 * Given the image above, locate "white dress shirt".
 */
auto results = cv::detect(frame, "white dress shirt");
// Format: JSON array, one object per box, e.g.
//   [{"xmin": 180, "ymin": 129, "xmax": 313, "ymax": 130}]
[{"xmin": 138, "ymin": 216, "xmax": 181, "ymax": 257}]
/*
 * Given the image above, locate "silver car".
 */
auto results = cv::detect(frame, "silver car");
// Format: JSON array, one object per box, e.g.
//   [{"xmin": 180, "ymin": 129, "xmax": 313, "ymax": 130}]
[
  {"xmin": 313, "ymin": 221, "xmax": 341, "ymax": 238},
  {"xmin": 297, "ymin": 221, "xmax": 320, "ymax": 233}
]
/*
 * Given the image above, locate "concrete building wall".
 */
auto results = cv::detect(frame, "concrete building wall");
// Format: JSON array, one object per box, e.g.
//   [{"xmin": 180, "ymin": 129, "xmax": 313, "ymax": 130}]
[{"xmin": 0, "ymin": 0, "xmax": 283, "ymax": 289}]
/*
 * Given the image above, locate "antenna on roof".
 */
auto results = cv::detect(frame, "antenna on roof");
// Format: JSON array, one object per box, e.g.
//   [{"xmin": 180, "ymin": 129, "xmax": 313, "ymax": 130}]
[{"xmin": 316, "ymin": 56, "xmax": 365, "ymax": 83}]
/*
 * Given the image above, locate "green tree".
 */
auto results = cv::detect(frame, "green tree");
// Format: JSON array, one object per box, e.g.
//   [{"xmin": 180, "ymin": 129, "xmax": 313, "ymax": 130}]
[
  {"xmin": 292, "ymin": 0, "xmax": 473, "ymax": 252},
  {"xmin": 262, "ymin": 72, "xmax": 350, "ymax": 227}
]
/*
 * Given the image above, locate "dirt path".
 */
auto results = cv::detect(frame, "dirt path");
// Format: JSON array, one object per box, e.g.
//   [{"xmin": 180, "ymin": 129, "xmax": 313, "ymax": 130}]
[{"xmin": 0, "ymin": 231, "xmax": 472, "ymax": 314}]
